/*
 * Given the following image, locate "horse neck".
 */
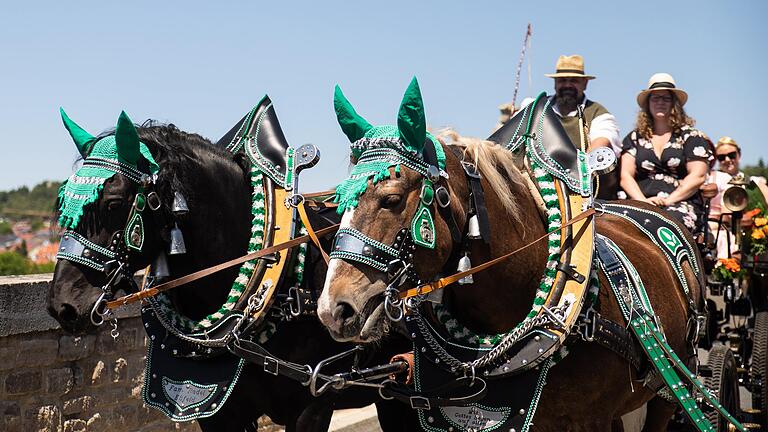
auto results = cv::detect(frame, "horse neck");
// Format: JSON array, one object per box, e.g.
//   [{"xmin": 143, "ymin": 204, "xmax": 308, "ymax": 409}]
[
  {"xmin": 165, "ymin": 145, "xmax": 251, "ymax": 318},
  {"xmin": 444, "ymin": 148, "xmax": 549, "ymax": 335}
]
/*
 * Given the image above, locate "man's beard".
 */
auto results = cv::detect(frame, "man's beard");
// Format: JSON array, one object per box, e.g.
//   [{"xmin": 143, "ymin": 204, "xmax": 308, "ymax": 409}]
[{"xmin": 556, "ymin": 88, "xmax": 580, "ymax": 112}]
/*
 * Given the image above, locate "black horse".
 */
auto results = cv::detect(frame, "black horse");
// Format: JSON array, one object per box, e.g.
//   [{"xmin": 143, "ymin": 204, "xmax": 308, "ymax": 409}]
[{"xmin": 46, "ymin": 101, "xmax": 415, "ymax": 431}]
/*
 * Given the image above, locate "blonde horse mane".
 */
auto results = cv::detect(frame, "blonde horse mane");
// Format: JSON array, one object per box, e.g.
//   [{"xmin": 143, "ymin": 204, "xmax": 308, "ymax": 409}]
[{"xmin": 436, "ymin": 129, "xmax": 524, "ymax": 224}]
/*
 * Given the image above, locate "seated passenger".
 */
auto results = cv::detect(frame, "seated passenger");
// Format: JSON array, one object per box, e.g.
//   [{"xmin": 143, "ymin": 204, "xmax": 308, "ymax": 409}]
[{"xmin": 620, "ymin": 73, "xmax": 711, "ymax": 232}]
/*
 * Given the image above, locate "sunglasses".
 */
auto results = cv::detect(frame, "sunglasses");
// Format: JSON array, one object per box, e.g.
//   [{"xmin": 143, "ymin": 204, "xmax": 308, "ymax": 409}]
[{"xmin": 716, "ymin": 151, "xmax": 738, "ymax": 162}]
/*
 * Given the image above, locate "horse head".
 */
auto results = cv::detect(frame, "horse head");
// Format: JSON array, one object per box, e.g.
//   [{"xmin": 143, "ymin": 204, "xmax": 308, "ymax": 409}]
[
  {"xmin": 318, "ymin": 78, "xmax": 547, "ymax": 343},
  {"xmin": 48, "ymin": 110, "xmax": 252, "ymax": 334}
]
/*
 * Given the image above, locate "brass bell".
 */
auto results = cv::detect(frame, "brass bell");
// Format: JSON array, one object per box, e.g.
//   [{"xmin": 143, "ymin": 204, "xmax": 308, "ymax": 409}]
[
  {"xmin": 151, "ymin": 251, "xmax": 170, "ymax": 279},
  {"xmin": 169, "ymin": 223, "xmax": 187, "ymax": 255},
  {"xmin": 467, "ymin": 214, "xmax": 482, "ymax": 239},
  {"xmin": 171, "ymin": 191, "xmax": 189, "ymax": 215},
  {"xmin": 457, "ymin": 253, "xmax": 474, "ymax": 285}
]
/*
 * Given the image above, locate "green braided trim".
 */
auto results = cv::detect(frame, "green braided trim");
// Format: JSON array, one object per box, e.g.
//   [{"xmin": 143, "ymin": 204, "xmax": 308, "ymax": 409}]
[
  {"xmin": 157, "ymin": 167, "xmax": 267, "ymax": 332},
  {"xmin": 431, "ymin": 144, "xmax": 564, "ymax": 348}
]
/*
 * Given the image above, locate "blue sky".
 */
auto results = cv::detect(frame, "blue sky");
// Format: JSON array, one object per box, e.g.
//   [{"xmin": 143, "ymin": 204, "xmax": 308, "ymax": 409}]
[{"xmin": 1, "ymin": 1, "xmax": 766, "ymax": 191}]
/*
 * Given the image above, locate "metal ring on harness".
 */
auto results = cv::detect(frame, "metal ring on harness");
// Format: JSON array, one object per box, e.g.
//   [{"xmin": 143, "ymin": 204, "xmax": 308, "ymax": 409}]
[
  {"xmin": 384, "ymin": 287, "xmax": 404, "ymax": 322},
  {"xmin": 90, "ymin": 292, "xmax": 109, "ymax": 326}
]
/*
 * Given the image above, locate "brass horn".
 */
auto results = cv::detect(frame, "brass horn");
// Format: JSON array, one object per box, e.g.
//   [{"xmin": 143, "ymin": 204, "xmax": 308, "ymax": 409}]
[{"xmin": 722, "ymin": 185, "xmax": 748, "ymax": 213}]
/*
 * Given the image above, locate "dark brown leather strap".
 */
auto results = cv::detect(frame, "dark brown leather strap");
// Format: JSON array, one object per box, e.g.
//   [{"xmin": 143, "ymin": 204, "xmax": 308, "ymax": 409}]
[{"xmin": 106, "ymin": 223, "xmax": 340, "ymax": 309}]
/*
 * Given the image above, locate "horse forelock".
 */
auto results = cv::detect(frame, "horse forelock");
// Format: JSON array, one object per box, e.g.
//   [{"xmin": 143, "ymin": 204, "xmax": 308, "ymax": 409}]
[{"xmin": 439, "ymin": 130, "xmax": 524, "ymax": 225}]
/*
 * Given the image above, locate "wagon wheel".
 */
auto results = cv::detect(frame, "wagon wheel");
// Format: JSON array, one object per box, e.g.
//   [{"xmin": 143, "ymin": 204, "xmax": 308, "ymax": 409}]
[
  {"xmin": 704, "ymin": 344, "xmax": 740, "ymax": 431},
  {"xmin": 750, "ymin": 311, "xmax": 768, "ymax": 430}
]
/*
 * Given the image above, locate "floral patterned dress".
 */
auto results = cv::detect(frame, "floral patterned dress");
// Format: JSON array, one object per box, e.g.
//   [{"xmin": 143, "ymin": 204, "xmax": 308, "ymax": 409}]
[{"xmin": 621, "ymin": 125, "xmax": 712, "ymax": 232}]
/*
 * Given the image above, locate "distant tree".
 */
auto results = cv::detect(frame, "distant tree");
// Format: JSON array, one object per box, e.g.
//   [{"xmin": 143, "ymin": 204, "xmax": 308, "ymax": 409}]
[
  {"xmin": 0, "ymin": 251, "xmax": 31, "ymax": 275},
  {"xmin": 744, "ymin": 159, "xmax": 768, "ymax": 179},
  {"xmin": 17, "ymin": 240, "xmax": 27, "ymax": 257},
  {"xmin": 0, "ymin": 220, "xmax": 11, "ymax": 235}
]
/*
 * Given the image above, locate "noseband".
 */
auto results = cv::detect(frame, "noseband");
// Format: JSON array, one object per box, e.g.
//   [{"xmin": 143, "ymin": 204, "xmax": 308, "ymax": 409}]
[{"xmin": 329, "ymin": 138, "xmax": 468, "ymax": 321}]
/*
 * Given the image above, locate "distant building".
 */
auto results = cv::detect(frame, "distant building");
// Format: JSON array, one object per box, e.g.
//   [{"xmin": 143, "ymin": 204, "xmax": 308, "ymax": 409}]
[
  {"xmin": 29, "ymin": 241, "xmax": 58, "ymax": 264},
  {"xmin": 0, "ymin": 233, "xmax": 21, "ymax": 252}
]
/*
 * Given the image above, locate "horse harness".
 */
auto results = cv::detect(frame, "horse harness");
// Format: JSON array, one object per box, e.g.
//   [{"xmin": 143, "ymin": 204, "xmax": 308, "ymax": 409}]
[{"xmin": 327, "ymin": 93, "xmax": 743, "ymax": 431}]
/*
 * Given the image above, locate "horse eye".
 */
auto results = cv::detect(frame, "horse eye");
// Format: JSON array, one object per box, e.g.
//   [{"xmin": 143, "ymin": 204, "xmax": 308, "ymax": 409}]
[
  {"xmin": 106, "ymin": 200, "xmax": 124, "ymax": 211},
  {"xmin": 381, "ymin": 194, "xmax": 403, "ymax": 209}
]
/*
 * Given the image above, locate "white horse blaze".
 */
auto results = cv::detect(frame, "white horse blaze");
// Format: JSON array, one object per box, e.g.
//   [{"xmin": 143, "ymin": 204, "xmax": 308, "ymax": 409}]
[{"xmin": 317, "ymin": 208, "xmax": 356, "ymax": 325}]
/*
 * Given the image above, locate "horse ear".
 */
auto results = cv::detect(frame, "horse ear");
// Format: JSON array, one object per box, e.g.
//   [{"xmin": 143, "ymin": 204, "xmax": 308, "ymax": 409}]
[
  {"xmin": 334, "ymin": 85, "xmax": 373, "ymax": 142},
  {"xmin": 115, "ymin": 111, "xmax": 141, "ymax": 166},
  {"xmin": 60, "ymin": 108, "xmax": 95, "ymax": 157},
  {"xmin": 397, "ymin": 77, "xmax": 426, "ymax": 153}
]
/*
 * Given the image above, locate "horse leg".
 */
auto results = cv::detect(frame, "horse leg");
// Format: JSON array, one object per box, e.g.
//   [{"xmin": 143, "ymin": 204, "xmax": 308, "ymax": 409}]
[
  {"xmin": 640, "ymin": 397, "xmax": 675, "ymax": 432},
  {"xmin": 286, "ymin": 398, "xmax": 334, "ymax": 432}
]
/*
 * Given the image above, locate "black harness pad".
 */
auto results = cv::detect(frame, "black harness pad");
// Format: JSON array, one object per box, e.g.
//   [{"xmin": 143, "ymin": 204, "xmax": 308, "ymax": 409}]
[
  {"xmin": 407, "ymin": 315, "xmax": 548, "ymax": 431},
  {"xmin": 216, "ymin": 95, "xmax": 291, "ymax": 185},
  {"xmin": 141, "ymin": 307, "xmax": 245, "ymax": 421},
  {"xmin": 488, "ymin": 93, "xmax": 584, "ymax": 193}
]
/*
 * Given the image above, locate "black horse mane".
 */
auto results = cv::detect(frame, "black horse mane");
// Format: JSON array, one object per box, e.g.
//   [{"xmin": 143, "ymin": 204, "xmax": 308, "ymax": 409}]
[{"xmin": 64, "ymin": 121, "xmax": 245, "ymax": 233}]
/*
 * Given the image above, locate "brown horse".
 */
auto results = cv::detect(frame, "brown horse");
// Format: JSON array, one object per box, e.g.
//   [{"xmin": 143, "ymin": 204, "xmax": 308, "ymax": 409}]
[{"xmin": 318, "ymin": 79, "xmax": 703, "ymax": 431}]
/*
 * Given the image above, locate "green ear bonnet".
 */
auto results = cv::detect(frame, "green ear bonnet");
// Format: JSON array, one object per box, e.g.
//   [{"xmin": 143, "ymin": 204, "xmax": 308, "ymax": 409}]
[
  {"xmin": 333, "ymin": 77, "xmax": 445, "ymax": 214},
  {"xmin": 58, "ymin": 110, "xmax": 159, "ymax": 230}
]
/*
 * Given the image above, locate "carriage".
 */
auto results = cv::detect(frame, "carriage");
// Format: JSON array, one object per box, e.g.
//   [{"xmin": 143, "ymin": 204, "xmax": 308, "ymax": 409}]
[
  {"xmin": 668, "ymin": 176, "xmax": 768, "ymax": 431},
  {"xmin": 46, "ymin": 78, "xmax": 761, "ymax": 431}
]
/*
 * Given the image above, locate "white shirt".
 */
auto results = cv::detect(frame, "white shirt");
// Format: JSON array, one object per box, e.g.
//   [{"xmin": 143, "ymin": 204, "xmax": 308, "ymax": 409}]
[{"xmin": 551, "ymin": 97, "xmax": 622, "ymax": 156}]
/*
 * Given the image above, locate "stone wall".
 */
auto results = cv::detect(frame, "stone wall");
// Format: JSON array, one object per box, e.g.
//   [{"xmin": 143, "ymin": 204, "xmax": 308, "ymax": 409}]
[{"xmin": 0, "ymin": 274, "xmax": 200, "ymax": 432}]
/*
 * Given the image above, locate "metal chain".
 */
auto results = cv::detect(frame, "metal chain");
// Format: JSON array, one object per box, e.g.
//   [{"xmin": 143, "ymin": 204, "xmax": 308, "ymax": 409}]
[{"xmin": 411, "ymin": 301, "xmax": 566, "ymax": 373}]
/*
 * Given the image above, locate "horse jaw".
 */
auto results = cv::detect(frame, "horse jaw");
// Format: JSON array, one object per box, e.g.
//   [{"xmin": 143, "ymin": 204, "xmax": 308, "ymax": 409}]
[{"xmin": 318, "ymin": 209, "xmax": 389, "ymax": 342}]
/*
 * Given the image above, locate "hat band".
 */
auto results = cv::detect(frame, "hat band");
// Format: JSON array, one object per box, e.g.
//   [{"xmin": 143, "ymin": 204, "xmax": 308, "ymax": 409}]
[
  {"xmin": 649, "ymin": 81, "xmax": 675, "ymax": 90},
  {"xmin": 555, "ymin": 68, "xmax": 586, "ymax": 74}
]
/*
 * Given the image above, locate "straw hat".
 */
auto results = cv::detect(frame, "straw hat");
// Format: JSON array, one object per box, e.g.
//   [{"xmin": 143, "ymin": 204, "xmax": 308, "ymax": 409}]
[
  {"xmin": 545, "ymin": 55, "xmax": 595, "ymax": 80},
  {"xmin": 636, "ymin": 73, "xmax": 688, "ymax": 107},
  {"xmin": 716, "ymin": 136, "xmax": 741, "ymax": 152}
]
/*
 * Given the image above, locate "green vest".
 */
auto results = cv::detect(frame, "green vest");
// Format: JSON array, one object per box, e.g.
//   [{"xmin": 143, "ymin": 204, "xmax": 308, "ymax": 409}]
[{"xmin": 556, "ymin": 99, "xmax": 610, "ymax": 148}]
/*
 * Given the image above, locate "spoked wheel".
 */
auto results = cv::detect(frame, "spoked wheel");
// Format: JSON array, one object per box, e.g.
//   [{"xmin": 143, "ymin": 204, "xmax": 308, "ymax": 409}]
[
  {"xmin": 704, "ymin": 344, "xmax": 741, "ymax": 431},
  {"xmin": 751, "ymin": 311, "xmax": 768, "ymax": 430}
]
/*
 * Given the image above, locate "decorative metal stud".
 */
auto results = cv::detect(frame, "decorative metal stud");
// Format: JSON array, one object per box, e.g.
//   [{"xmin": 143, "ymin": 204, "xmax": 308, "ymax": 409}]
[{"xmin": 83, "ymin": 249, "xmax": 91, "ymax": 258}]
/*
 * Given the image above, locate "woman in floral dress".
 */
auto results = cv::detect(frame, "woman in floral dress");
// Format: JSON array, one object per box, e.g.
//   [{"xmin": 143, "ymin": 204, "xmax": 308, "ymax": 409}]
[{"xmin": 620, "ymin": 73, "xmax": 711, "ymax": 232}]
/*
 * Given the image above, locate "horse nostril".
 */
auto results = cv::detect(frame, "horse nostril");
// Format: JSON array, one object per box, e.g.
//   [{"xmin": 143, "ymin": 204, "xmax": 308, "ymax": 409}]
[
  {"xmin": 58, "ymin": 303, "xmax": 79, "ymax": 323},
  {"xmin": 332, "ymin": 302, "xmax": 356, "ymax": 323}
]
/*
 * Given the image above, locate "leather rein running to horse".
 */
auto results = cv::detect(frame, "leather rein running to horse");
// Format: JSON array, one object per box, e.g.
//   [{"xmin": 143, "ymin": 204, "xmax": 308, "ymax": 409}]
[
  {"xmin": 105, "ymin": 190, "xmax": 336, "ymax": 310},
  {"xmin": 106, "ymin": 192, "xmax": 595, "ymax": 314}
]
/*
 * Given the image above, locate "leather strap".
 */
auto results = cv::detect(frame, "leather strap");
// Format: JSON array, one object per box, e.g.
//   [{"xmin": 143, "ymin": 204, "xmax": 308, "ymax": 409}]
[
  {"xmin": 590, "ymin": 313, "xmax": 644, "ymax": 371},
  {"xmin": 462, "ymin": 161, "xmax": 491, "ymax": 244},
  {"xmin": 379, "ymin": 376, "xmax": 488, "ymax": 410},
  {"xmin": 106, "ymin": 223, "xmax": 340, "ymax": 309},
  {"xmin": 399, "ymin": 208, "xmax": 595, "ymax": 299},
  {"xmin": 298, "ymin": 202, "xmax": 330, "ymax": 264}
]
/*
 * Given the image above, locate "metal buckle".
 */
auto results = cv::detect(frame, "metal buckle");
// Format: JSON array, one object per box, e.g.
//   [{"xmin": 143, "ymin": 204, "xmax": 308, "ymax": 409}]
[
  {"xmin": 146, "ymin": 192, "xmax": 162, "ymax": 211},
  {"xmin": 419, "ymin": 182, "xmax": 434, "ymax": 206},
  {"xmin": 579, "ymin": 307, "xmax": 597, "ymax": 342},
  {"xmin": 263, "ymin": 356, "xmax": 280, "ymax": 376},
  {"xmin": 133, "ymin": 193, "xmax": 146, "ymax": 211},
  {"xmin": 409, "ymin": 396, "xmax": 431, "ymax": 410},
  {"xmin": 287, "ymin": 286, "xmax": 303, "ymax": 317},
  {"xmin": 460, "ymin": 161, "xmax": 480, "ymax": 179},
  {"xmin": 435, "ymin": 186, "xmax": 451, "ymax": 208}
]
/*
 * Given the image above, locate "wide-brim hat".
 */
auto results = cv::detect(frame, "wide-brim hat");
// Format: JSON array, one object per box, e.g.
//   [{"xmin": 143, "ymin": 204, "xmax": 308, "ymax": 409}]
[
  {"xmin": 637, "ymin": 73, "xmax": 688, "ymax": 107},
  {"xmin": 545, "ymin": 55, "xmax": 595, "ymax": 80}
]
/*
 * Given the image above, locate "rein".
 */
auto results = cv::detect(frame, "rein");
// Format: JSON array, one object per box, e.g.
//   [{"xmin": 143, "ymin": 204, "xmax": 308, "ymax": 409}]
[
  {"xmin": 397, "ymin": 208, "xmax": 596, "ymax": 300},
  {"xmin": 105, "ymin": 222, "xmax": 339, "ymax": 309}
]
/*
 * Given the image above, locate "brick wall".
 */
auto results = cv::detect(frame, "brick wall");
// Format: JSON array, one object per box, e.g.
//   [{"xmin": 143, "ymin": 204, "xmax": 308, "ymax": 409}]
[{"xmin": 0, "ymin": 275, "xmax": 201, "ymax": 432}]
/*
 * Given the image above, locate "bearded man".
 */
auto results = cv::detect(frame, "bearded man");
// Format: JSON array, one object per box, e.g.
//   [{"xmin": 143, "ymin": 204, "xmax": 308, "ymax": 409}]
[{"xmin": 546, "ymin": 54, "xmax": 621, "ymax": 199}]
